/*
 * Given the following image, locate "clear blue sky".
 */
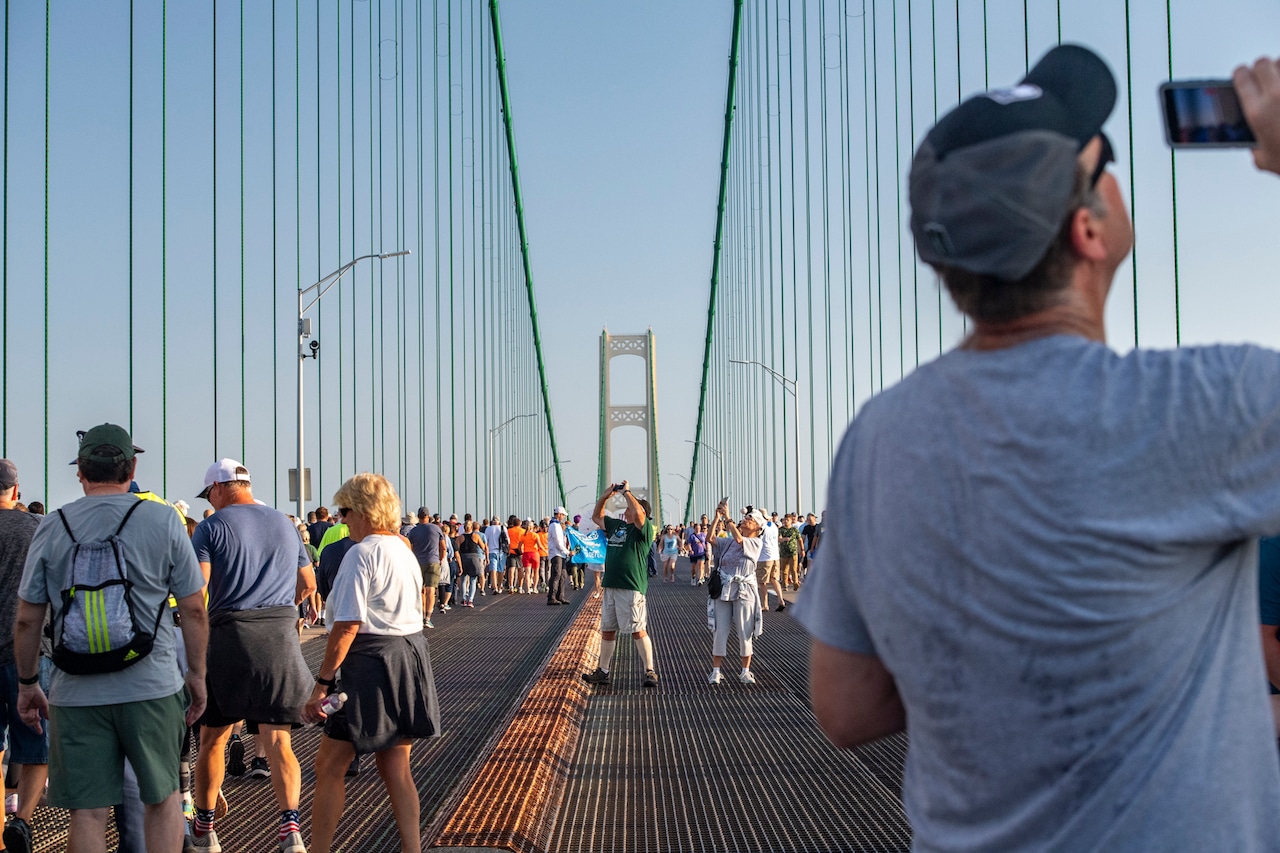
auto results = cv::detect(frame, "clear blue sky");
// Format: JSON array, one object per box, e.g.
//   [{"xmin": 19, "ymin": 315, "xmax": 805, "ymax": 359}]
[{"xmin": 1, "ymin": 0, "xmax": 1279, "ymax": 515}]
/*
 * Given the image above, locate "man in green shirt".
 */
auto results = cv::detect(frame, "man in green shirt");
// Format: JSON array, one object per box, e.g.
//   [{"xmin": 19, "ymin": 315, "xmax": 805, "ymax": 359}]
[
  {"xmin": 583, "ymin": 480, "xmax": 658, "ymax": 688},
  {"xmin": 778, "ymin": 513, "xmax": 804, "ymax": 591}
]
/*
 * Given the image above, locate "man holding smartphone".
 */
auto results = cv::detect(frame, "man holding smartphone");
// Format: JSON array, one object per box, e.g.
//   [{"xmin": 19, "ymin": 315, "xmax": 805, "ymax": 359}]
[
  {"xmin": 795, "ymin": 45, "xmax": 1280, "ymax": 850},
  {"xmin": 583, "ymin": 480, "xmax": 658, "ymax": 689}
]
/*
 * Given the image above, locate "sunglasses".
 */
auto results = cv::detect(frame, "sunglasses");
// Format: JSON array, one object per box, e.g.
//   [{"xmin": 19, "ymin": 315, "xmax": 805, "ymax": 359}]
[{"xmin": 1089, "ymin": 133, "xmax": 1114, "ymax": 188}]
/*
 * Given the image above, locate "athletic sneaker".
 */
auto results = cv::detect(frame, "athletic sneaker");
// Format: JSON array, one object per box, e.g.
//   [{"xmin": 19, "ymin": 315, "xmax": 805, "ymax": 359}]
[
  {"xmin": 441, "ymin": 604, "xmax": 451, "ymax": 612},
  {"xmin": 739, "ymin": 670, "xmax": 757, "ymax": 685},
  {"xmin": 279, "ymin": 829, "xmax": 306, "ymax": 853},
  {"xmin": 591, "ymin": 591, "xmax": 600, "ymax": 599},
  {"xmin": 775, "ymin": 602, "xmax": 787, "ymax": 613},
  {"xmin": 248, "ymin": 757, "xmax": 271, "ymax": 779},
  {"xmin": 582, "ymin": 667, "xmax": 612, "ymax": 685},
  {"xmin": 708, "ymin": 669, "xmax": 724, "ymax": 684},
  {"xmin": 3, "ymin": 816, "xmax": 33, "ymax": 853},
  {"xmin": 643, "ymin": 669, "xmax": 659, "ymax": 688},
  {"xmin": 184, "ymin": 830, "xmax": 221, "ymax": 853},
  {"xmin": 226, "ymin": 735, "xmax": 246, "ymax": 776},
  {"xmin": 4, "ymin": 793, "xmax": 16, "ymax": 815},
  {"xmin": 424, "ymin": 618, "xmax": 435, "ymax": 629},
  {"xmin": 691, "ymin": 578, "xmax": 697, "ymax": 586},
  {"xmin": 346, "ymin": 755, "xmax": 361, "ymax": 777}
]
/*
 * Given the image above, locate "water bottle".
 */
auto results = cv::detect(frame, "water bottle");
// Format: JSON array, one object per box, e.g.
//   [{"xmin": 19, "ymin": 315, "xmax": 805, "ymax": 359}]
[{"xmin": 320, "ymin": 692, "xmax": 348, "ymax": 715}]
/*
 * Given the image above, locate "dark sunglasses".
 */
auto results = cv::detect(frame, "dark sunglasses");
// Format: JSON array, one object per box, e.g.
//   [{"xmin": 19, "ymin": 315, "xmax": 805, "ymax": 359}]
[
  {"xmin": 1089, "ymin": 133, "xmax": 1114, "ymax": 188},
  {"xmin": 338, "ymin": 507, "xmax": 352, "ymax": 517}
]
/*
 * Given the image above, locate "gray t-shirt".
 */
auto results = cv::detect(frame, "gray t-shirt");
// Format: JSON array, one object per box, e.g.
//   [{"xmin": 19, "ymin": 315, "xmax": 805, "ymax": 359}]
[
  {"xmin": 192, "ymin": 504, "xmax": 310, "ymax": 614},
  {"xmin": 0, "ymin": 509, "xmax": 40, "ymax": 667},
  {"xmin": 19, "ymin": 493, "xmax": 204, "ymax": 707},
  {"xmin": 795, "ymin": 336, "xmax": 1280, "ymax": 851}
]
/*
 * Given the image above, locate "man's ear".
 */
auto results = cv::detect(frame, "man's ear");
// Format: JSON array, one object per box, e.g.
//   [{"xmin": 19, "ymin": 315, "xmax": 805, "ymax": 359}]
[{"xmin": 1068, "ymin": 205, "xmax": 1108, "ymax": 263}]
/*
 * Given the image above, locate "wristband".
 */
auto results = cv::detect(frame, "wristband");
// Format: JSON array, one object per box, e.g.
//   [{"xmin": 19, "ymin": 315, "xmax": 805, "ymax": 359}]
[
  {"xmin": 17, "ymin": 674, "xmax": 38, "ymax": 686},
  {"xmin": 316, "ymin": 675, "xmax": 336, "ymax": 688}
]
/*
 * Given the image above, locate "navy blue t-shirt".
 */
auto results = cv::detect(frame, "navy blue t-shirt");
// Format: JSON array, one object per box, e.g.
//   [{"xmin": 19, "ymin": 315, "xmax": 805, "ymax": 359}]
[
  {"xmin": 1258, "ymin": 537, "xmax": 1280, "ymax": 694},
  {"xmin": 407, "ymin": 522, "xmax": 443, "ymax": 566},
  {"xmin": 192, "ymin": 504, "xmax": 310, "ymax": 614}
]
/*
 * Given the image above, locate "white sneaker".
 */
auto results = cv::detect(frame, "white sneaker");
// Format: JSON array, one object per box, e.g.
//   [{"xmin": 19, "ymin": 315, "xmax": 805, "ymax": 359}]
[
  {"xmin": 184, "ymin": 830, "xmax": 222, "ymax": 853},
  {"xmin": 708, "ymin": 668, "xmax": 723, "ymax": 684},
  {"xmin": 591, "ymin": 591, "xmax": 600, "ymax": 599},
  {"xmin": 739, "ymin": 670, "xmax": 756, "ymax": 685},
  {"xmin": 279, "ymin": 829, "xmax": 307, "ymax": 853},
  {"xmin": 690, "ymin": 578, "xmax": 697, "ymax": 586}
]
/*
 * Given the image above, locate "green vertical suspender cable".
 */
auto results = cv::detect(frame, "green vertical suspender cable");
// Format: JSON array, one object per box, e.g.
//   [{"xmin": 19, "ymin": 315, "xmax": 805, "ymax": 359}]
[
  {"xmin": 213, "ymin": 0, "xmax": 219, "ymax": 454},
  {"xmin": 316, "ymin": 0, "xmax": 323, "ymax": 491},
  {"xmin": 487, "ymin": 0, "xmax": 566, "ymax": 506},
  {"xmin": 433, "ymin": 0, "xmax": 442, "ymax": 508},
  {"xmin": 336, "ymin": 0, "xmax": 344, "ymax": 487},
  {"xmin": 1166, "ymin": 0, "xmax": 1179, "ymax": 345},
  {"xmin": 416, "ymin": 0, "xmax": 424, "ymax": 501},
  {"xmin": 43, "ymin": 0, "xmax": 48, "ymax": 497},
  {"xmin": 161, "ymin": 0, "xmax": 167, "ymax": 493},
  {"xmin": 240, "ymin": 0, "xmax": 246, "ymax": 459},
  {"xmin": 128, "ymin": 1, "xmax": 134, "ymax": 430},
  {"xmin": 1, "ymin": 0, "xmax": 7, "ymax": 456},
  {"xmin": 1123, "ymin": 0, "xmax": 1139, "ymax": 347},
  {"xmin": 447, "ymin": 0, "xmax": 455, "ymax": 505},
  {"xmin": 272, "ymin": 0, "xmax": 279, "ymax": 502},
  {"xmin": 686, "ymin": 0, "xmax": 744, "ymax": 519}
]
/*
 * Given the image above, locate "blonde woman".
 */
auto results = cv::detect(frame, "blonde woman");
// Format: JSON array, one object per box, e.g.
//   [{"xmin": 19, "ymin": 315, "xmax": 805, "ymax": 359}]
[{"xmin": 304, "ymin": 473, "xmax": 440, "ymax": 853}]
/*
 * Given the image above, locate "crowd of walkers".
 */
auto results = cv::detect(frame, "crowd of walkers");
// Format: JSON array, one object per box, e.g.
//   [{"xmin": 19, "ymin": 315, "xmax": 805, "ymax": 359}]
[{"xmin": 0, "ymin": 423, "xmax": 830, "ymax": 853}]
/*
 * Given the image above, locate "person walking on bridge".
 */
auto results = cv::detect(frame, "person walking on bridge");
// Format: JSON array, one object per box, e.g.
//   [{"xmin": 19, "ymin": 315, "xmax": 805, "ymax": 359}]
[
  {"xmin": 189, "ymin": 459, "xmax": 316, "ymax": 853},
  {"xmin": 546, "ymin": 507, "xmax": 571, "ymax": 605},
  {"xmin": 582, "ymin": 481, "xmax": 658, "ymax": 689}
]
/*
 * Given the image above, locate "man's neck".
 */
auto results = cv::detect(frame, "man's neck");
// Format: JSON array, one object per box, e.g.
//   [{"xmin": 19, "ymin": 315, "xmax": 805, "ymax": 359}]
[
  {"xmin": 83, "ymin": 482, "xmax": 131, "ymax": 497},
  {"xmin": 963, "ymin": 269, "xmax": 1110, "ymax": 352}
]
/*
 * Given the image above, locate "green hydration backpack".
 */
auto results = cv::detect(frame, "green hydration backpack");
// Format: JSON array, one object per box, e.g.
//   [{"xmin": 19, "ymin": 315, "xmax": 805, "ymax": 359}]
[{"xmin": 51, "ymin": 500, "xmax": 164, "ymax": 675}]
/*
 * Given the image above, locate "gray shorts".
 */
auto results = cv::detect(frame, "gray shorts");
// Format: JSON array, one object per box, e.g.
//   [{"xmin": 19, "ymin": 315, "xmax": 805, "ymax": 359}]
[{"xmin": 600, "ymin": 588, "xmax": 647, "ymax": 634}]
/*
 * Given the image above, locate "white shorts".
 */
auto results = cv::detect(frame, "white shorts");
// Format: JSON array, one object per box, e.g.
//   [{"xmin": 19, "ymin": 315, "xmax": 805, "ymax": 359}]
[{"xmin": 599, "ymin": 588, "xmax": 647, "ymax": 634}]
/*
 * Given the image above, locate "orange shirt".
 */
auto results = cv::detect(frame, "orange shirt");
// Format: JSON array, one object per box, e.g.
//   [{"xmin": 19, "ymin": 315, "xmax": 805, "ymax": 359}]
[
  {"xmin": 536, "ymin": 531, "xmax": 549, "ymax": 557},
  {"xmin": 507, "ymin": 526, "xmax": 524, "ymax": 554},
  {"xmin": 520, "ymin": 528, "xmax": 541, "ymax": 554}
]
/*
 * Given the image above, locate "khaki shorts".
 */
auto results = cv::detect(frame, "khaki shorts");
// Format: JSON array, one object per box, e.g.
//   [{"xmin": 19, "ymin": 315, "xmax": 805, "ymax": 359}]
[
  {"xmin": 49, "ymin": 690, "xmax": 187, "ymax": 809},
  {"xmin": 421, "ymin": 562, "xmax": 442, "ymax": 588},
  {"xmin": 756, "ymin": 560, "xmax": 780, "ymax": 584},
  {"xmin": 600, "ymin": 588, "xmax": 648, "ymax": 634}
]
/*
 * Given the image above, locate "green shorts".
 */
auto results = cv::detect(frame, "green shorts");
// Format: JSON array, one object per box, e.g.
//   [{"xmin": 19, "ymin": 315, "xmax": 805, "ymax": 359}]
[{"xmin": 48, "ymin": 690, "xmax": 187, "ymax": 809}]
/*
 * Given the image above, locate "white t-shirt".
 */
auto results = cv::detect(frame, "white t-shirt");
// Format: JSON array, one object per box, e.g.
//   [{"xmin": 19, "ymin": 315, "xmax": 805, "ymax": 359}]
[
  {"xmin": 327, "ymin": 534, "xmax": 423, "ymax": 635},
  {"xmin": 759, "ymin": 522, "xmax": 780, "ymax": 561},
  {"xmin": 484, "ymin": 523, "xmax": 503, "ymax": 551}
]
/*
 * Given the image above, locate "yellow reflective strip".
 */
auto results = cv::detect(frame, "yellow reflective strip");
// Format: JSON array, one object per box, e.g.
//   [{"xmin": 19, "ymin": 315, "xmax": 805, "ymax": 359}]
[
  {"xmin": 89, "ymin": 591, "xmax": 103, "ymax": 653},
  {"xmin": 82, "ymin": 592, "xmax": 96, "ymax": 653}
]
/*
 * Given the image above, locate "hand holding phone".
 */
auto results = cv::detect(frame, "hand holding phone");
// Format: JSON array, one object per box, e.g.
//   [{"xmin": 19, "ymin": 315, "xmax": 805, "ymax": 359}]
[
  {"xmin": 1159, "ymin": 80, "xmax": 1255, "ymax": 148},
  {"xmin": 1233, "ymin": 57, "xmax": 1280, "ymax": 175}
]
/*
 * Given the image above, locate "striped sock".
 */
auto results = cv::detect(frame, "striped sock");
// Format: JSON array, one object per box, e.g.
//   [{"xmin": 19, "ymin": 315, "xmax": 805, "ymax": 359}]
[
  {"xmin": 280, "ymin": 808, "xmax": 301, "ymax": 839},
  {"xmin": 193, "ymin": 806, "xmax": 215, "ymax": 837}
]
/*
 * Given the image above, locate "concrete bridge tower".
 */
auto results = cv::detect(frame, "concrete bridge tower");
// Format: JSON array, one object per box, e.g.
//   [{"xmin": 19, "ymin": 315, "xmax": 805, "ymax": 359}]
[{"xmin": 598, "ymin": 329, "xmax": 661, "ymax": 522}]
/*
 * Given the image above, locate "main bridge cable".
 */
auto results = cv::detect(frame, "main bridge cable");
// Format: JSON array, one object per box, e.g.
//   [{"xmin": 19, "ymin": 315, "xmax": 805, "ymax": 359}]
[
  {"xmin": 486, "ymin": 0, "xmax": 565, "ymax": 507},
  {"xmin": 687, "ymin": 0, "xmax": 746, "ymax": 522}
]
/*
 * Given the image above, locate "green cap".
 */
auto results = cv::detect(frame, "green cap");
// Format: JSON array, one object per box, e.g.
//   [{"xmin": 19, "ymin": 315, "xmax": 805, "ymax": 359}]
[{"xmin": 71, "ymin": 424, "xmax": 145, "ymax": 465}]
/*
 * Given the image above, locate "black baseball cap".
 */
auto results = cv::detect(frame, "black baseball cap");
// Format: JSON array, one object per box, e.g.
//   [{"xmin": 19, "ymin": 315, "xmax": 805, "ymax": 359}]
[{"xmin": 909, "ymin": 44, "xmax": 1118, "ymax": 281}]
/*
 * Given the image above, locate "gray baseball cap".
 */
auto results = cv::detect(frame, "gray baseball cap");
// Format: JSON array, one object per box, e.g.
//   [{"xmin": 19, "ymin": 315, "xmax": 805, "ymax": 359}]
[
  {"xmin": 0, "ymin": 459, "xmax": 16, "ymax": 490},
  {"xmin": 909, "ymin": 44, "xmax": 1117, "ymax": 281}
]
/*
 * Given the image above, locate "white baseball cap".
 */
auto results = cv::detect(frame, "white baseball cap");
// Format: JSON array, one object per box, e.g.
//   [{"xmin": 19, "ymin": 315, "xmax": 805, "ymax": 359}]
[
  {"xmin": 197, "ymin": 458, "xmax": 252, "ymax": 500},
  {"xmin": 553, "ymin": 505, "xmax": 567, "ymax": 516}
]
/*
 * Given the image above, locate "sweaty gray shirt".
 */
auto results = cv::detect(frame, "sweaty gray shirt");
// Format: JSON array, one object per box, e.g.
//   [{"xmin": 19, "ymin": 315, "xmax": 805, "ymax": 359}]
[
  {"xmin": 795, "ymin": 336, "xmax": 1280, "ymax": 852},
  {"xmin": 19, "ymin": 493, "xmax": 204, "ymax": 707},
  {"xmin": 0, "ymin": 509, "xmax": 40, "ymax": 667}
]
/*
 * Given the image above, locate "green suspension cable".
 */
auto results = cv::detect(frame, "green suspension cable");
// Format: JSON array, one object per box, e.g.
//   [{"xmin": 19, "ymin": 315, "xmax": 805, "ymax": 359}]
[
  {"xmin": 43, "ymin": 0, "xmax": 49, "ymax": 498},
  {"xmin": 316, "ymin": 0, "xmax": 323, "ymax": 491},
  {"xmin": 336, "ymin": 0, "xmax": 344, "ymax": 486},
  {"xmin": 240, "ymin": 0, "xmax": 245, "ymax": 459},
  {"xmin": 434, "ymin": 0, "xmax": 442, "ymax": 508},
  {"xmin": 1166, "ymin": 0, "xmax": 1179, "ymax": 345},
  {"xmin": 1, "ymin": 0, "xmax": 7, "ymax": 456},
  {"xmin": 686, "ymin": 0, "xmax": 744, "ymax": 519},
  {"xmin": 448, "ymin": 0, "xmax": 456, "ymax": 506},
  {"xmin": 128, "ymin": 0, "xmax": 134, "ymax": 430},
  {"xmin": 1124, "ymin": 0, "xmax": 1138, "ymax": 346},
  {"xmin": 213, "ymin": 0, "xmax": 219, "ymax": 453},
  {"xmin": 162, "ymin": 0, "xmax": 168, "ymax": 493},
  {"xmin": 272, "ymin": 0, "xmax": 279, "ymax": 502},
  {"xmin": 488, "ymin": 0, "xmax": 567, "ymax": 505}
]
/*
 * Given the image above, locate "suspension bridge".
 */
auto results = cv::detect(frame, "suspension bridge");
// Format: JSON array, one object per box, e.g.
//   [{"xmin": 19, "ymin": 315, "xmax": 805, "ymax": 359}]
[{"xmin": 1, "ymin": 0, "xmax": 1277, "ymax": 851}]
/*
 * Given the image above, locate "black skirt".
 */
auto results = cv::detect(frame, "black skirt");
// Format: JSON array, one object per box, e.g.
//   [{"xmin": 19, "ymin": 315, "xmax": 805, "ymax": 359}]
[
  {"xmin": 328, "ymin": 631, "xmax": 441, "ymax": 754},
  {"xmin": 204, "ymin": 605, "xmax": 313, "ymax": 728}
]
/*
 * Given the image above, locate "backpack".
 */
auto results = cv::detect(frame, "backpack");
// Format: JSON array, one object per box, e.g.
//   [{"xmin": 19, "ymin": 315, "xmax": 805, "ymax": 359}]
[{"xmin": 50, "ymin": 501, "xmax": 165, "ymax": 675}]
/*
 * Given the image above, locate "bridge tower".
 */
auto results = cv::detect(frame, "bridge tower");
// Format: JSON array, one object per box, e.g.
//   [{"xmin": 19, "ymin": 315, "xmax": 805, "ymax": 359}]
[{"xmin": 598, "ymin": 329, "xmax": 662, "ymax": 522}]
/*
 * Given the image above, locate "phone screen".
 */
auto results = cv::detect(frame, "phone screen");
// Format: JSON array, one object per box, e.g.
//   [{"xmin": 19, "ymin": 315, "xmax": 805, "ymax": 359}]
[{"xmin": 1160, "ymin": 80, "xmax": 1255, "ymax": 148}]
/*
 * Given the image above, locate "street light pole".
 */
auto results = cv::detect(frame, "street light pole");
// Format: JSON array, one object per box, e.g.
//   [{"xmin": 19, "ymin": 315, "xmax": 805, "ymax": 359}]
[
  {"xmin": 730, "ymin": 358, "xmax": 802, "ymax": 514},
  {"xmin": 297, "ymin": 250, "xmax": 409, "ymax": 522},
  {"xmin": 666, "ymin": 472, "xmax": 691, "ymax": 521},
  {"xmin": 540, "ymin": 461, "xmax": 570, "ymax": 514},
  {"xmin": 487, "ymin": 413, "xmax": 537, "ymax": 516}
]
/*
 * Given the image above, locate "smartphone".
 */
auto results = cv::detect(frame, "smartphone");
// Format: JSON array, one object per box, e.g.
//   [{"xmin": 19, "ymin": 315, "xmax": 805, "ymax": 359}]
[{"xmin": 1159, "ymin": 80, "xmax": 1255, "ymax": 148}]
